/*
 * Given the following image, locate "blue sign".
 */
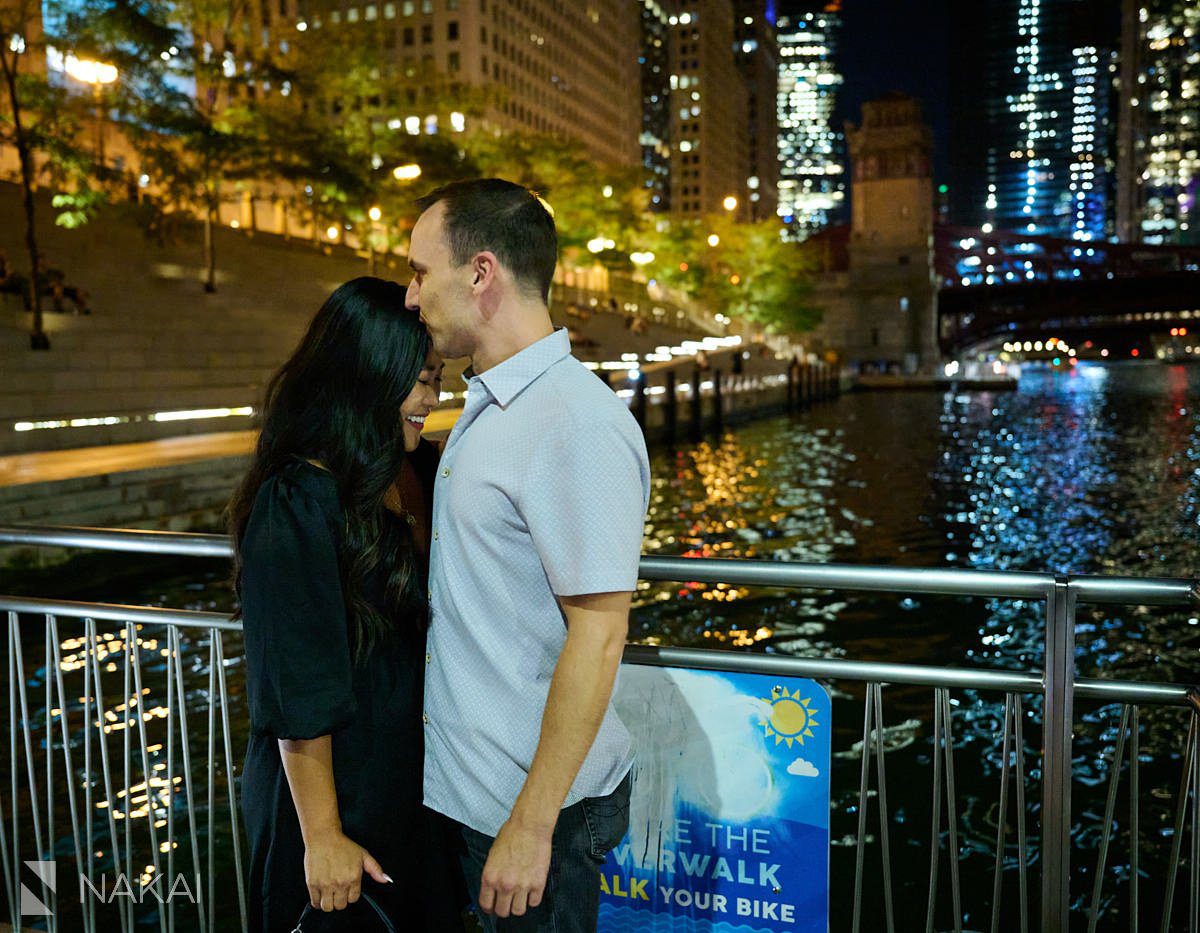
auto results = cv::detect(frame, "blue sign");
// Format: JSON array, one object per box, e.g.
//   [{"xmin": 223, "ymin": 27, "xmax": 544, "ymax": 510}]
[{"xmin": 599, "ymin": 666, "xmax": 831, "ymax": 933}]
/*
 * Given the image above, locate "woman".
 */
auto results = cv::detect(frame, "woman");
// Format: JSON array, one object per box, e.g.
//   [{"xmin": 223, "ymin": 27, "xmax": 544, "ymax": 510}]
[{"xmin": 229, "ymin": 277, "xmax": 456, "ymax": 931}]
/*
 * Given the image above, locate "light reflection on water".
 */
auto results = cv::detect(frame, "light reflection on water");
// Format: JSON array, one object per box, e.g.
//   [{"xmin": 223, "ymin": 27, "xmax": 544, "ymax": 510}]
[{"xmin": 635, "ymin": 362, "xmax": 1200, "ymax": 930}]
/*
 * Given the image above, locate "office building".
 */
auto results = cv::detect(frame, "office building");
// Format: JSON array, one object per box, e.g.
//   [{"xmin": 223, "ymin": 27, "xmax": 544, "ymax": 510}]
[
  {"xmin": 949, "ymin": 0, "xmax": 1119, "ymax": 239},
  {"xmin": 734, "ymin": 0, "xmax": 779, "ymax": 222},
  {"xmin": 775, "ymin": 1, "xmax": 845, "ymax": 240},
  {"xmin": 667, "ymin": 0, "xmax": 749, "ymax": 218},
  {"xmin": 640, "ymin": 0, "xmax": 675, "ymax": 211},
  {"xmin": 1116, "ymin": 0, "xmax": 1200, "ymax": 244},
  {"xmin": 285, "ymin": 0, "xmax": 643, "ymax": 169}
]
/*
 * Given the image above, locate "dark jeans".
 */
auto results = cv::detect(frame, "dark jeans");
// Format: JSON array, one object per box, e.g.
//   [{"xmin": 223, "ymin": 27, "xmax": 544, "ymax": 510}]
[{"xmin": 457, "ymin": 772, "xmax": 631, "ymax": 933}]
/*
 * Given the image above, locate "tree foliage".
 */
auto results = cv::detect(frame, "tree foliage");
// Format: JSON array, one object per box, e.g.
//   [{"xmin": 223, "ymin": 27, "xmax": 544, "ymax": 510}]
[
  {"xmin": 0, "ymin": 0, "xmax": 104, "ymax": 346},
  {"xmin": 463, "ymin": 129, "xmax": 647, "ymax": 259},
  {"xmin": 286, "ymin": 16, "xmax": 478, "ymax": 261},
  {"xmin": 641, "ymin": 214, "xmax": 821, "ymax": 335},
  {"xmin": 67, "ymin": 0, "xmax": 312, "ymax": 290}
]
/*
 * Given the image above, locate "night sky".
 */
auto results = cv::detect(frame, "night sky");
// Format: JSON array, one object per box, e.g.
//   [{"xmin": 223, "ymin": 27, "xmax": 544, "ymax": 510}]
[{"xmin": 831, "ymin": 0, "xmax": 952, "ymax": 179}]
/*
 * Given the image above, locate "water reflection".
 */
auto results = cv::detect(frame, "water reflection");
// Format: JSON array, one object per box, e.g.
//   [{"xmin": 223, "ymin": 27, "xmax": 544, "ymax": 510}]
[
  {"xmin": 632, "ymin": 363, "xmax": 1200, "ymax": 930},
  {"xmin": 637, "ymin": 427, "xmax": 857, "ymax": 655}
]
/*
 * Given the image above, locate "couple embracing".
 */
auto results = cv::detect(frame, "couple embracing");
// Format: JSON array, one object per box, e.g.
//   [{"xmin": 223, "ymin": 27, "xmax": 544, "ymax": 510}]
[{"xmin": 230, "ymin": 179, "xmax": 651, "ymax": 931}]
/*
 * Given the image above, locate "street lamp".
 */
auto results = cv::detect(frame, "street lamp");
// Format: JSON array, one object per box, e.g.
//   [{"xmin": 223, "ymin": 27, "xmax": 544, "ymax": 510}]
[
  {"xmin": 367, "ymin": 206, "xmax": 383, "ymax": 274},
  {"xmin": 707, "ymin": 233, "xmax": 720, "ymax": 247},
  {"xmin": 723, "ymin": 195, "xmax": 738, "ymax": 212},
  {"xmin": 392, "ymin": 163, "xmax": 422, "ymax": 181},
  {"xmin": 65, "ymin": 55, "xmax": 118, "ymax": 167}
]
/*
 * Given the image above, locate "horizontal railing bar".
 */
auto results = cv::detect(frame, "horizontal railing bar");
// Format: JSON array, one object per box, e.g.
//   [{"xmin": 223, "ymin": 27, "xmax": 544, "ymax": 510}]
[
  {"xmin": 639, "ymin": 556, "xmax": 1057, "ymax": 598},
  {"xmin": 625, "ymin": 646, "xmax": 1197, "ymax": 705},
  {"xmin": 0, "ymin": 596, "xmax": 239, "ymax": 630},
  {"xmin": 1075, "ymin": 677, "xmax": 1199, "ymax": 707},
  {"xmin": 1, "ymin": 597, "xmax": 1194, "ymax": 704},
  {"xmin": 625, "ymin": 644, "xmax": 1045, "ymax": 692},
  {"xmin": 0, "ymin": 525, "xmax": 231, "ymax": 558},
  {"xmin": 4, "ymin": 526, "xmax": 1200, "ymax": 607},
  {"xmin": 1068, "ymin": 575, "xmax": 1200, "ymax": 606}
]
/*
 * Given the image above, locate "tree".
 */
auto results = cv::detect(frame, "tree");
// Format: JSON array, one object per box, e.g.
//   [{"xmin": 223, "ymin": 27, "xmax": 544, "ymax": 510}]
[
  {"xmin": 0, "ymin": 0, "xmax": 104, "ymax": 348},
  {"xmin": 463, "ymin": 129, "xmax": 647, "ymax": 261},
  {"xmin": 641, "ymin": 214, "xmax": 822, "ymax": 336},
  {"xmin": 71, "ymin": 0, "xmax": 308, "ymax": 293},
  {"xmin": 276, "ymin": 11, "xmax": 481, "ymax": 271}
]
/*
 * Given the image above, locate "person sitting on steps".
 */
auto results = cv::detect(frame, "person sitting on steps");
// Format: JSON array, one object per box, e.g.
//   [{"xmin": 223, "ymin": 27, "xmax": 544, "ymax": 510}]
[
  {"xmin": 36, "ymin": 256, "xmax": 92, "ymax": 315},
  {"xmin": 0, "ymin": 250, "xmax": 31, "ymax": 311}
]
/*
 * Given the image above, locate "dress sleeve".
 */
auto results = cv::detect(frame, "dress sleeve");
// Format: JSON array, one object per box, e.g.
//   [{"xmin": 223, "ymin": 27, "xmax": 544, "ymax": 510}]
[{"xmin": 239, "ymin": 473, "xmax": 357, "ymax": 739}]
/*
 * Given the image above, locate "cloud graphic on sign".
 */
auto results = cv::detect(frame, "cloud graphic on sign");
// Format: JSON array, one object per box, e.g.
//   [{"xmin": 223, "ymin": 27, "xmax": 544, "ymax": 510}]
[{"xmin": 787, "ymin": 757, "xmax": 820, "ymax": 778}]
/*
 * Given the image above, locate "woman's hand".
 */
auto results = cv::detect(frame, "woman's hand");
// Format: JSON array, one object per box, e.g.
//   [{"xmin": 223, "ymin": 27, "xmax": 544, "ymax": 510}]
[
  {"xmin": 303, "ymin": 828, "xmax": 392, "ymax": 911},
  {"xmin": 277, "ymin": 736, "xmax": 392, "ymax": 910}
]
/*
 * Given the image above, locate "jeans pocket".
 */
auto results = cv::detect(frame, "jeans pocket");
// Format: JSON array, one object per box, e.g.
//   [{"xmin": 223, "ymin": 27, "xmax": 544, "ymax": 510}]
[{"xmin": 581, "ymin": 772, "xmax": 632, "ymax": 861}]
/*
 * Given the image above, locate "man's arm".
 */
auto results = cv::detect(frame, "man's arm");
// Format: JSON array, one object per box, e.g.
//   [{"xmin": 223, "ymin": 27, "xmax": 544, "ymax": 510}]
[{"xmin": 477, "ymin": 590, "xmax": 631, "ymax": 919}]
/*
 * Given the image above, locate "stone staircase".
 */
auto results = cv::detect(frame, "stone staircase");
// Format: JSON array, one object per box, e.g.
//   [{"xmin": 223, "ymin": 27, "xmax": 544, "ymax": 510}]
[{"xmin": 0, "ymin": 181, "xmax": 713, "ymax": 457}]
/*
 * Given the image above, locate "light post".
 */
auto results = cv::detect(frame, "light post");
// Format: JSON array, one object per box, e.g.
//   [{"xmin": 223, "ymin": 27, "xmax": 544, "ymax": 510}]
[
  {"xmin": 65, "ymin": 56, "xmax": 118, "ymax": 167},
  {"xmin": 367, "ymin": 205, "xmax": 382, "ymax": 275}
]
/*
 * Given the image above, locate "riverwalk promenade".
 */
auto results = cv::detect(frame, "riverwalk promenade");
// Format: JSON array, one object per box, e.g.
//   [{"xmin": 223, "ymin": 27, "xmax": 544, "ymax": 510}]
[{"xmin": 0, "ymin": 409, "xmax": 463, "ymax": 488}]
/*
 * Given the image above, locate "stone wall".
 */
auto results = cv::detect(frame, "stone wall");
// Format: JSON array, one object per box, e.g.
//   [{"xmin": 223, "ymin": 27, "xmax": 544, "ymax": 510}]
[{"xmin": 0, "ymin": 454, "xmax": 248, "ymax": 531}]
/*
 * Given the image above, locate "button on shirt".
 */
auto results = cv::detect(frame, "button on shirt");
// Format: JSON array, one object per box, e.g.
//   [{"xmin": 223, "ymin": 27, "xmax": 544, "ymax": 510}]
[{"xmin": 423, "ymin": 328, "xmax": 651, "ymax": 838}]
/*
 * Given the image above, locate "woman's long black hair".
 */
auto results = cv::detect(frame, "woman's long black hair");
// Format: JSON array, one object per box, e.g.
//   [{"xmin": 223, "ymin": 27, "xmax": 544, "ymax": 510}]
[{"xmin": 228, "ymin": 276, "xmax": 432, "ymax": 662}]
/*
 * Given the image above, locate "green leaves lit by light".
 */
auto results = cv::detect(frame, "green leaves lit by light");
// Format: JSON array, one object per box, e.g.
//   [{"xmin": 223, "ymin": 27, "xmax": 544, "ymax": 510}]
[{"xmin": 52, "ymin": 188, "xmax": 106, "ymax": 229}]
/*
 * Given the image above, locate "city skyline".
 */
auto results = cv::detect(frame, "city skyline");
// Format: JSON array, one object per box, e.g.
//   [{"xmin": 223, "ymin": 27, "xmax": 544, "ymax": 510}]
[{"xmin": 5, "ymin": 0, "xmax": 1196, "ymax": 249}]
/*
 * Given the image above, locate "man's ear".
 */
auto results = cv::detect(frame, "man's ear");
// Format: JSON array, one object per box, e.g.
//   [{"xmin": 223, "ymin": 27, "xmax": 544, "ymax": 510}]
[{"xmin": 472, "ymin": 251, "xmax": 499, "ymax": 293}]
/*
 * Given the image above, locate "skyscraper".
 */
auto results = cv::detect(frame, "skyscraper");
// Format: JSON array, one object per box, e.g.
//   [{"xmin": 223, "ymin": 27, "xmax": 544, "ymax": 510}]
[
  {"xmin": 949, "ymin": 0, "xmax": 1120, "ymax": 239},
  {"xmin": 667, "ymin": 0, "xmax": 749, "ymax": 219},
  {"xmin": 734, "ymin": 1, "xmax": 779, "ymax": 222},
  {"xmin": 280, "ymin": 0, "xmax": 642, "ymax": 170},
  {"xmin": 640, "ymin": 0, "xmax": 675, "ymax": 212},
  {"xmin": 775, "ymin": 1, "xmax": 845, "ymax": 241},
  {"xmin": 1116, "ymin": 0, "xmax": 1200, "ymax": 244}
]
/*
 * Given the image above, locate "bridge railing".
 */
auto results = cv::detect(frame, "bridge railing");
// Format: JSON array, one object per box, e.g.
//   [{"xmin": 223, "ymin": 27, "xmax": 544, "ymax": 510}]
[{"xmin": 0, "ymin": 526, "xmax": 1198, "ymax": 932}]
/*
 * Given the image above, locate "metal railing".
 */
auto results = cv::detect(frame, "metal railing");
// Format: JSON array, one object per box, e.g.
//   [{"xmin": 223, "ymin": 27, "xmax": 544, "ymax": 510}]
[{"xmin": 1, "ymin": 525, "xmax": 1199, "ymax": 931}]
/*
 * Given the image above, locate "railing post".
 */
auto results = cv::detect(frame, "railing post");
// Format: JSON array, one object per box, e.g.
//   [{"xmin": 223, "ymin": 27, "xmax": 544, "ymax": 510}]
[
  {"xmin": 713, "ymin": 370, "xmax": 724, "ymax": 433},
  {"xmin": 633, "ymin": 371, "xmax": 647, "ymax": 429},
  {"xmin": 664, "ymin": 370, "xmax": 677, "ymax": 444},
  {"xmin": 1041, "ymin": 578, "xmax": 1075, "ymax": 933}
]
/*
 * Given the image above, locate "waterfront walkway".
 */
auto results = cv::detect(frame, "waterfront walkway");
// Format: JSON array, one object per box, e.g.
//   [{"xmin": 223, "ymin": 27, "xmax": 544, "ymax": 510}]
[{"xmin": 0, "ymin": 408, "xmax": 463, "ymax": 488}]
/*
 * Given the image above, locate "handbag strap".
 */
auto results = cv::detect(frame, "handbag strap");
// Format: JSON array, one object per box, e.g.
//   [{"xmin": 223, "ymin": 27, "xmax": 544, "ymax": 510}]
[{"xmin": 291, "ymin": 891, "xmax": 396, "ymax": 933}]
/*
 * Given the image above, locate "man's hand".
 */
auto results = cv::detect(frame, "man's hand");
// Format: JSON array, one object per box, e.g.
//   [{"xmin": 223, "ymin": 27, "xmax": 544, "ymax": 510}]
[
  {"xmin": 303, "ymin": 828, "xmax": 391, "ymax": 912},
  {"xmin": 478, "ymin": 817, "xmax": 554, "ymax": 918}
]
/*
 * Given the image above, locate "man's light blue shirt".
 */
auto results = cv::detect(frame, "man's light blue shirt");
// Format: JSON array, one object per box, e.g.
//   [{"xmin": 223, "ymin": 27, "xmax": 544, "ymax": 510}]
[{"xmin": 423, "ymin": 328, "xmax": 651, "ymax": 837}]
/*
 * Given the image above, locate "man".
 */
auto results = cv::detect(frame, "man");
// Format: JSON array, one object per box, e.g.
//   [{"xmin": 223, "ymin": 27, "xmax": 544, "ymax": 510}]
[{"xmin": 406, "ymin": 178, "xmax": 650, "ymax": 931}]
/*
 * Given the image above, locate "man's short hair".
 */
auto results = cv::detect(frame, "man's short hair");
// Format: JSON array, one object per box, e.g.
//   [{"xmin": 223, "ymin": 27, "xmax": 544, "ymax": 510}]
[{"xmin": 415, "ymin": 178, "xmax": 558, "ymax": 302}]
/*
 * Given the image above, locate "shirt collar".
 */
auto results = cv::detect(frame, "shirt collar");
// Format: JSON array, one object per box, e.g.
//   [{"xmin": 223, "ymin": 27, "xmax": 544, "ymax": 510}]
[{"xmin": 470, "ymin": 328, "xmax": 571, "ymax": 408}]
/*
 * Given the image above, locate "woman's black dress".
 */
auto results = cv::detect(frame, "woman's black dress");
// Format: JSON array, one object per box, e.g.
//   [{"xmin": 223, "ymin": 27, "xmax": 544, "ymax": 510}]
[{"xmin": 239, "ymin": 444, "xmax": 456, "ymax": 932}]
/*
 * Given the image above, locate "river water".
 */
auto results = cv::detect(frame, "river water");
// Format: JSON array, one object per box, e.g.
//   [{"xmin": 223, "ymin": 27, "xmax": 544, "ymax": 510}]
[{"xmin": 7, "ymin": 360, "xmax": 1200, "ymax": 930}]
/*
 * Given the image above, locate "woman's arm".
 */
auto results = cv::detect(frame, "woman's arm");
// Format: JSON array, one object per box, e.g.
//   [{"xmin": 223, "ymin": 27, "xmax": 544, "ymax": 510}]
[{"xmin": 279, "ymin": 736, "xmax": 391, "ymax": 911}]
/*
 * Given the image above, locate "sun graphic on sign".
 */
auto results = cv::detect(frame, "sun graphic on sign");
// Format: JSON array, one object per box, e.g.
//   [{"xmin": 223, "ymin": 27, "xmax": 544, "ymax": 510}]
[{"xmin": 760, "ymin": 686, "xmax": 819, "ymax": 747}]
